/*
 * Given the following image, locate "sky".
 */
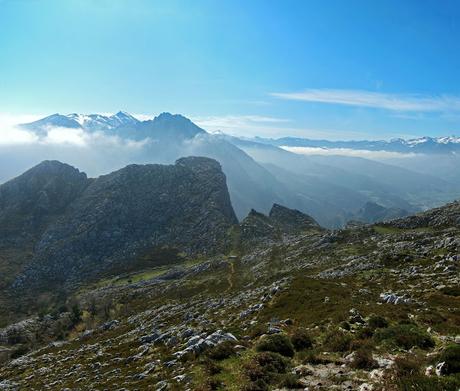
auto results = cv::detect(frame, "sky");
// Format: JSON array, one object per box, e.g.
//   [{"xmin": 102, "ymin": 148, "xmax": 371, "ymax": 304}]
[{"xmin": 1, "ymin": 0, "xmax": 460, "ymax": 140}]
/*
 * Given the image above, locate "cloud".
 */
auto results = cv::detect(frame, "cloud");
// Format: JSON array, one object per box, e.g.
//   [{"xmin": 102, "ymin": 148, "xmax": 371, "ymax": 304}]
[
  {"xmin": 192, "ymin": 115, "xmax": 294, "ymax": 137},
  {"xmin": 281, "ymin": 146, "xmax": 418, "ymax": 159},
  {"xmin": 0, "ymin": 127, "xmax": 39, "ymax": 145},
  {"xmin": 271, "ymin": 89, "xmax": 460, "ymax": 112}
]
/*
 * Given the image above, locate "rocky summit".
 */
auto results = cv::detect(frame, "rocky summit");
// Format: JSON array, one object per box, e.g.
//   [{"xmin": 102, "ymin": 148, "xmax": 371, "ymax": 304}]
[{"xmin": 0, "ymin": 161, "xmax": 459, "ymax": 391}]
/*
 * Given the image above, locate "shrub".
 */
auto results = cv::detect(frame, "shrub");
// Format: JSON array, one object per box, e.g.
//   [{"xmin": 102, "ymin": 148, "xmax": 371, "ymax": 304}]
[
  {"xmin": 350, "ymin": 348, "xmax": 377, "ymax": 370},
  {"xmin": 355, "ymin": 327, "xmax": 374, "ymax": 340},
  {"xmin": 393, "ymin": 355, "xmax": 422, "ymax": 377},
  {"xmin": 256, "ymin": 334, "xmax": 295, "ymax": 357},
  {"xmin": 290, "ymin": 329, "xmax": 313, "ymax": 351},
  {"xmin": 368, "ymin": 315, "xmax": 388, "ymax": 329},
  {"xmin": 254, "ymin": 351, "xmax": 289, "ymax": 374},
  {"xmin": 69, "ymin": 302, "xmax": 82, "ymax": 326},
  {"xmin": 243, "ymin": 352, "xmax": 289, "ymax": 390},
  {"xmin": 323, "ymin": 330, "xmax": 353, "ymax": 352},
  {"xmin": 207, "ymin": 341, "xmax": 236, "ymax": 360},
  {"xmin": 438, "ymin": 344, "xmax": 460, "ymax": 374},
  {"xmin": 373, "ymin": 324, "xmax": 435, "ymax": 350}
]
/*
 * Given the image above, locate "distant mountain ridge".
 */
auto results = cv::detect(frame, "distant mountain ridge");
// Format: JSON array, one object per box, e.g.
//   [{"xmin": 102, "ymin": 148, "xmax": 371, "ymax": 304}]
[
  {"xmin": 21, "ymin": 112, "xmax": 460, "ymax": 153},
  {"xmin": 252, "ymin": 135, "xmax": 460, "ymax": 154},
  {"xmin": 13, "ymin": 112, "xmax": 460, "ymax": 228}
]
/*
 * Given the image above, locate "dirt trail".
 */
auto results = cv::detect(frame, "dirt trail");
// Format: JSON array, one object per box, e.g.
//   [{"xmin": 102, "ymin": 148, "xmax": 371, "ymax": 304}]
[{"xmin": 226, "ymin": 260, "xmax": 235, "ymax": 292}]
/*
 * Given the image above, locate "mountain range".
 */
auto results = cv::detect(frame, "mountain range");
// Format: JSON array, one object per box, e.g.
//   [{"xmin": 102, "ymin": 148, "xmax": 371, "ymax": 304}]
[
  {"xmin": 6, "ymin": 112, "xmax": 459, "ymax": 228},
  {"xmin": 253, "ymin": 135, "xmax": 460, "ymax": 154}
]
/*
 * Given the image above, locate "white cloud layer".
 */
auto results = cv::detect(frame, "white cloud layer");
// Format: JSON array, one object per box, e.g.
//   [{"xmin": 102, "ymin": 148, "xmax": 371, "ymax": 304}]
[
  {"xmin": 271, "ymin": 89, "xmax": 460, "ymax": 112},
  {"xmin": 282, "ymin": 146, "xmax": 418, "ymax": 159}
]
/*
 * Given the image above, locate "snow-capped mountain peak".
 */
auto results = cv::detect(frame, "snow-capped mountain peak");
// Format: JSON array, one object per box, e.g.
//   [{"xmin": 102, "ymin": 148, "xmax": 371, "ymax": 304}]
[{"xmin": 21, "ymin": 112, "xmax": 141, "ymax": 133}]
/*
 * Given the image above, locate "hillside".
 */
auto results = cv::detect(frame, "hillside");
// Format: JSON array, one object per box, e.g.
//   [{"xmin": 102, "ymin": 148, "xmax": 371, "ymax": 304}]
[{"xmin": 0, "ymin": 193, "xmax": 459, "ymax": 390}]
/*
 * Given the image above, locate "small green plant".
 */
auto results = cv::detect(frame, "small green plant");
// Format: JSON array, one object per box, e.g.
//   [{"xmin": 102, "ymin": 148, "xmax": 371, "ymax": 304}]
[
  {"xmin": 256, "ymin": 334, "xmax": 295, "ymax": 357},
  {"xmin": 290, "ymin": 328, "xmax": 313, "ymax": 351}
]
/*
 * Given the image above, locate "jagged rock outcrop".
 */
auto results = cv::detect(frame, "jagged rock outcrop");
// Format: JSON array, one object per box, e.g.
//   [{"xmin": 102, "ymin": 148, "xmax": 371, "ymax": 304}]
[
  {"xmin": 269, "ymin": 203, "xmax": 322, "ymax": 232},
  {"xmin": 240, "ymin": 209, "xmax": 279, "ymax": 243},
  {"xmin": 239, "ymin": 204, "xmax": 321, "ymax": 246},
  {"xmin": 7, "ymin": 157, "xmax": 237, "ymax": 293}
]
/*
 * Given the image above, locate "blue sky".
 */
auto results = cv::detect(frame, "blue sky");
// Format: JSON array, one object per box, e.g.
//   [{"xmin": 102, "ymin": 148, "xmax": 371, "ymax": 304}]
[{"xmin": 1, "ymin": 0, "xmax": 460, "ymax": 139}]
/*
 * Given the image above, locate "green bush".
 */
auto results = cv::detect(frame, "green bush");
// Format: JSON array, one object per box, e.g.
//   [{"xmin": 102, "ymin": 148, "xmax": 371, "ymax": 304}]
[
  {"xmin": 368, "ymin": 315, "xmax": 388, "ymax": 329},
  {"xmin": 438, "ymin": 344, "xmax": 460, "ymax": 374},
  {"xmin": 323, "ymin": 330, "xmax": 353, "ymax": 352},
  {"xmin": 207, "ymin": 341, "xmax": 236, "ymax": 361},
  {"xmin": 290, "ymin": 329, "xmax": 313, "ymax": 351},
  {"xmin": 256, "ymin": 334, "xmax": 295, "ymax": 357},
  {"xmin": 373, "ymin": 324, "xmax": 435, "ymax": 350},
  {"xmin": 243, "ymin": 352, "xmax": 289, "ymax": 391},
  {"xmin": 254, "ymin": 351, "xmax": 289, "ymax": 374}
]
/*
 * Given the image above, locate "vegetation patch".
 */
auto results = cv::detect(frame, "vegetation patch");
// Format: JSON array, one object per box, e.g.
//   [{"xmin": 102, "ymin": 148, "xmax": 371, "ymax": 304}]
[
  {"xmin": 373, "ymin": 323, "xmax": 435, "ymax": 350},
  {"xmin": 438, "ymin": 344, "xmax": 460, "ymax": 375},
  {"xmin": 256, "ymin": 334, "xmax": 295, "ymax": 358}
]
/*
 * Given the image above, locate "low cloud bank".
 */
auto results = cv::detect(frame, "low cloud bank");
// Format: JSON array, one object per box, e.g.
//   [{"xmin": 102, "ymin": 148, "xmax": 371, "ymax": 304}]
[
  {"xmin": 281, "ymin": 146, "xmax": 418, "ymax": 159},
  {"xmin": 0, "ymin": 125, "xmax": 154, "ymax": 183}
]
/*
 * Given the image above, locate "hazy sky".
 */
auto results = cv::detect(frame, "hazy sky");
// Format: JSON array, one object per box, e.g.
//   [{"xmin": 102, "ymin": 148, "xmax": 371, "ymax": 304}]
[{"xmin": 1, "ymin": 0, "xmax": 460, "ymax": 139}]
